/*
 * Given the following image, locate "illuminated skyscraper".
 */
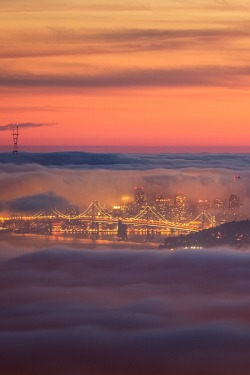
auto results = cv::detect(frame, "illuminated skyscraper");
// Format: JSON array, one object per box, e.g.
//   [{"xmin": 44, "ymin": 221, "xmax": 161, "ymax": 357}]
[
  {"xmin": 134, "ymin": 187, "xmax": 145, "ymax": 214},
  {"xmin": 134, "ymin": 187, "xmax": 145, "ymax": 205},
  {"xmin": 197, "ymin": 199, "xmax": 211, "ymax": 213},
  {"xmin": 112, "ymin": 205, "xmax": 122, "ymax": 218},
  {"xmin": 213, "ymin": 199, "xmax": 225, "ymax": 210},
  {"xmin": 229, "ymin": 194, "xmax": 241, "ymax": 209},
  {"xmin": 172, "ymin": 193, "xmax": 187, "ymax": 222},
  {"xmin": 155, "ymin": 195, "xmax": 174, "ymax": 220}
]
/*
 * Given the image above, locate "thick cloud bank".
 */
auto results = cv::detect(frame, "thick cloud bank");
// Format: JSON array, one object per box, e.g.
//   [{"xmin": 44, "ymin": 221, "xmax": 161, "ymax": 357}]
[
  {"xmin": 0, "ymin": 244, "xmax": 250, "ymax": 375},
  {"xmin": 8, "ymin": 192, "xmax": 69, "ymax": 212},
  {"xmin": 1, "ymin": 152, "xmax": 250, "ymax": 212},
  {"xmin": 1, "ymin": 151, "xmax": 250, "ymax": 170}
]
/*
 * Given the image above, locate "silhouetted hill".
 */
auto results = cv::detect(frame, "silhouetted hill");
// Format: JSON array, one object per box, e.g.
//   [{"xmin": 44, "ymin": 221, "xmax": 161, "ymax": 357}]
[{"xmin": 160, "ymin": 220, "xmax": 250, "ymax": 249}]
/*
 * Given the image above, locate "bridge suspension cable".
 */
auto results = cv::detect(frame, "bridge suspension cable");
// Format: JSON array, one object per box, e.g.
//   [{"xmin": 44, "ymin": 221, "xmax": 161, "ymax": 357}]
[
  {"xmin": 193, "ymin": 211, "xmax": 217, "ymax": 227},
  {"xmin": 134, "ymin": 205, "xmax": 170, "ymax": 223},
  {"xmin": 52, "ymin": 201, "xmax": 112, "ymax": 220},
  {"xmin": 94, "ymin": 201, "xmax": 112, "ymax": 219},
  {"xmin": 33, "ymin": 210, "xmax": 44, "ymax": 218}
]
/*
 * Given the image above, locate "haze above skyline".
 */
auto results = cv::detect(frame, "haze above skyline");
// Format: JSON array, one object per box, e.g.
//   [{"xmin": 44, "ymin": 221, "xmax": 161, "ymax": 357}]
[{"xmin": 1, "ymin": 0, "xmax": 250, "ymax": 148}]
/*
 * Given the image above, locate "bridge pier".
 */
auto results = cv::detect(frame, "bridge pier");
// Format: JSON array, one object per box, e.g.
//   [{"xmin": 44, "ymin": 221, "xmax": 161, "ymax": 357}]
[
  {"xmin": 145, "ymin": 227, "xmax": 155, "ymax": 241},
  {"xmin": 117, "ymin": 219, "xmax": 128, "ymax": 241}
]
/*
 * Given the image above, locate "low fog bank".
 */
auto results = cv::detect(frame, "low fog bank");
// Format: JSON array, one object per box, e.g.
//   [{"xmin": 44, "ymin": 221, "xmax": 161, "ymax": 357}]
[
  {"xmin": 0, "ymin": 244, "xmax": 250, "ymax": 374},
  {"xmin": 1, "ymin": 151, "xmax": 250, "ymax": 170},
  {"xmin": 0, "ymin": 151, "xmax": 250, "ymax": 170}
]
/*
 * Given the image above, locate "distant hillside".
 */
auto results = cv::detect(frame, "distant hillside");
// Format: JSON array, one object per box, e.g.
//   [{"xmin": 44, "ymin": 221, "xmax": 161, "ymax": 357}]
[{"xmin": 160, "ymin": 220, "xmax": 250, "ymax": 249}]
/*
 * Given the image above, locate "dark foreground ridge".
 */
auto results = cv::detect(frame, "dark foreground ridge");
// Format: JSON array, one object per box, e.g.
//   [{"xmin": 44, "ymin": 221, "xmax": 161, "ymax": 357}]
[{"xmin": 160, "ymin": 220, "xmax": 250, "ymax": 249}]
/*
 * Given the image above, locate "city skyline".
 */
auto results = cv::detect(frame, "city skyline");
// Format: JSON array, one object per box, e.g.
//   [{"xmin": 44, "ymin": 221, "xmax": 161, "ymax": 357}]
[
  {"xmin": 1, "ymin": 183, "xmax": 245, "ymax": 243},
  {"xmin": 1, "ymin": 187, "xmax": 244, "ymax": 244},
  {"xmin": 1, "ymin": 2, "xmax": 250, "ymax": 374},
  {"xmin": 1, "ymin": 0, "xmax": 250, "ymax": 148}
]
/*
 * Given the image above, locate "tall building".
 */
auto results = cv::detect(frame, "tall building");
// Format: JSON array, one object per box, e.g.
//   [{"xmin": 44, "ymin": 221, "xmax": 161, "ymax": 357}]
[
  {"xmin": 155, "ymin": 195, "xmax": 174, "ymax": 220},
  {"xmin": 229, "ymin": 194, "xmax": 241, "ymax": 209},
  {"xmin": 197, "ymin": 199, "xmax": 211, "ymax": 213},
  {"xmin": 134, "ymin": 187, "xmax": 145, "ymax": 205},
  {"xmin": 213, "ymin": 199, "xmax": 225, "ymax": 210},
  {"xmin": 112, "ymin": 205, "xmax": 122, "ymax": 218},
  {"xmin": 172, "ymin": 193, "xmax": 187, "ymax": 222}
]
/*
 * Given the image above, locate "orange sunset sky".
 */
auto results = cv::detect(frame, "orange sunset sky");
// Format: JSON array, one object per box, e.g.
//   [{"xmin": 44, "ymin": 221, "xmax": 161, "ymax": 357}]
[{"xmin": 1, "ymin": 0, "xmax": 250, "ymax": 148}]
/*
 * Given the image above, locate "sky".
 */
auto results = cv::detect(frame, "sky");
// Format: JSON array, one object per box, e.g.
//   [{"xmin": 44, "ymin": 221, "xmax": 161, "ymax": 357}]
[{"xmin": 1, "ymin": 0, "xmax": 250, "ymax": 148}]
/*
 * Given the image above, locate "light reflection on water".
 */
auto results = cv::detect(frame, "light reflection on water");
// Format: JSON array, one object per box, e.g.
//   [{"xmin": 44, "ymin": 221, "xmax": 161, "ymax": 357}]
[
  {"xmin": 0, "ymin": 229, "xmax": 184, "ymax": 258},
  {"xmin": 0, "ymin": 231, "xmax": 179, "ymax": 251},
  {"xmin": 48, "ymin": 230, "xmax": 178, "ymax": 246}
]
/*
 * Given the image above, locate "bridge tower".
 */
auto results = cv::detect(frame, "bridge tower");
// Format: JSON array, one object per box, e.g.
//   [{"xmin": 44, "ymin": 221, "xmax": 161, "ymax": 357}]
[
  {"xmin": 91, "ymin": 201, "xmax": 99, "ymax": 238},
  {"xmin": 145, "ymin": 207, "xmax": 155, "ymax": 241},
  {"xmin": 12, "ymin": 123, "xmax": 19, "ymax": 157}
]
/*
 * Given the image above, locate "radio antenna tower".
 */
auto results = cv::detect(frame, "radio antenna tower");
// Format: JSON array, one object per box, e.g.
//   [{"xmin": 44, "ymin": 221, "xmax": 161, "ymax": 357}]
[{"xmin": 12, "ymin": 123, "xmax": 19, "ymax": 157}]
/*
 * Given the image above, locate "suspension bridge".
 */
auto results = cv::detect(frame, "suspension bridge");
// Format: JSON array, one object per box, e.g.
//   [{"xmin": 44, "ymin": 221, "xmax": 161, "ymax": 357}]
[{"xmin": 4, "ymin": 201, "xmax": 216, "ymax": 240}]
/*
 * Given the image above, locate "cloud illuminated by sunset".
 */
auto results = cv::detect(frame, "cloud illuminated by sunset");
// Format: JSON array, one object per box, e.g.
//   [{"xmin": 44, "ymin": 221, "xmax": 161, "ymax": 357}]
[{"xmin": 1, "ymin": 0, "xmax": 250, "ymax": 148}]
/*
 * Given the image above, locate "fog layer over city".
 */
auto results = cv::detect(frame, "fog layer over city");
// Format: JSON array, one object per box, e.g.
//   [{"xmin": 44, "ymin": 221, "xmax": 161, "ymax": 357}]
[
  {"xmin": 0, "ymin": 241, "xmax": 250, "ymax": 375},
  {"xmin": 0, "ymin": 152, "xmax": 249, "ymax": 213}
]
